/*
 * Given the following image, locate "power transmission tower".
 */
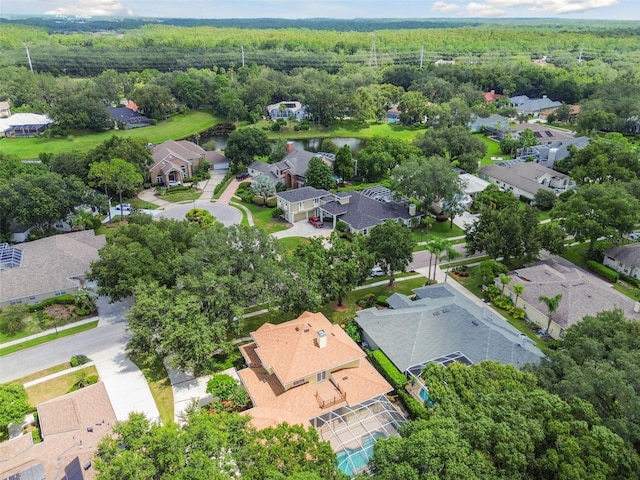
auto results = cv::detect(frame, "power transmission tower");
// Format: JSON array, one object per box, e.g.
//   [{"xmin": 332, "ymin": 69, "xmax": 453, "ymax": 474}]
[
  {"xmin": 241, "ymin": 46, "xmax": 245, "ymax": 67},
  {"xmin": 24, "ymin": 44, "xmax": 34, "ymax": 73},
  {"xmin": 370, "ymin": 35, "xmax": 377, "ymax": 67},
  {"xmin": 578, "ymin": 43, "xmax": 584, "ymax": 64},
  {"xmin": 419, "ymin": 45, "xmax": 424, "ymax": 68}
]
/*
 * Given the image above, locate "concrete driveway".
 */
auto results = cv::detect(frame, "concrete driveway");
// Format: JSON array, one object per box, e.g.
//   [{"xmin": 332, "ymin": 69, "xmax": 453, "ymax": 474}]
[
  {"xmin": 271, "ymin": 221, "xmax": 334, "ymax": 239},
  {"xmin": 154, "ymin": 200, "xmax": 242, "ymax": 226}
]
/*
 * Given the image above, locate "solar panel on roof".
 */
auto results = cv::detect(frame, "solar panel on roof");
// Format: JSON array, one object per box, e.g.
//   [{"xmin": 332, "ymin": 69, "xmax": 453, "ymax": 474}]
[
  {"xmin": 545, "ymin": 131, "xmax": 554, "ymax": 137},
  {"xmin": 534, "ymin": 131, "xmax": 542, "ymax": 138}
]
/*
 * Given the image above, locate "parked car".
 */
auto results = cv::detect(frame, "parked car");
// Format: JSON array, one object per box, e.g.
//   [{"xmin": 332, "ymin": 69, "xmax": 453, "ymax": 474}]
[
  {"xmin": 308, "ymin": 216, "xmax": 324, "ymax": 228},
  {"xmin": 370, "ymin": 266, "xmax": 385, "ymax": 277},
  {"xmin": 115, "ymin": 203, "xmax": 131, "ymax": 211},
  {"xmin": 168, "ymin": 180, "xmax": 182, "ymax": 187},
  {"xmin": 630, "ymin": 231, "xmax": 640, "ymax": 241},
  {"xmin": 236, "ymin": 173, "xmax": 250, "ymax": 181}
]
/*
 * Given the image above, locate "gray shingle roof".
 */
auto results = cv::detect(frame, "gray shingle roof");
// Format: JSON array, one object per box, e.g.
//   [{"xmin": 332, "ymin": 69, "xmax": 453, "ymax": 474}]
[
  {"xmin": 480, "ymin": 162, "xmax": 566, "ymax": 197},
  {"xmin": 510, "ymin": 95, "xmax": 562, "ymax": 114},
  {"xmin": 604, "ymin": 244, "xmax": 640, "ymax": 268},
  {"xmin": 356, "ymin": 283, "xmax": 543, "ymax": 372},
  {"xmin": 276, "ymin": 186, "xmax": 330, "ymax": 203},
  {"xmin": 319, "ymin": 191, "xmax": 416, "ymax": 231}
]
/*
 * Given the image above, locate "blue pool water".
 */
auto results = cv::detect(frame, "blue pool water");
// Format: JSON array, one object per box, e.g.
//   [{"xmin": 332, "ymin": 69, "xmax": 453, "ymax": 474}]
[
  {"xmin": 337, "ymin": 434, "xmax": 385, "ymax": 477},
  {"xmin": 419, "ymin": 387, "xmax": 430, "ymax": 402}
]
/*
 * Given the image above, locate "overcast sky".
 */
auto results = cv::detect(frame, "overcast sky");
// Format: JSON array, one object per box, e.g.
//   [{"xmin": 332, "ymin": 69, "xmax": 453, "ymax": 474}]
[{"xmin": 2, "ymin": 0, "xmax": 637, "ymax": 20}]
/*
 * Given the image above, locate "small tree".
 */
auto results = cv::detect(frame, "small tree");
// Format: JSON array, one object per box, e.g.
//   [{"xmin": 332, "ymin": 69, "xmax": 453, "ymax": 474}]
[
  {"xmin": 512, "ymin": 283, "xmax": 525, "ymax": 306},
  {"xmin": 538, "ymin": 293, "xmax": 562, "ymax": 332},
  {"xmin": 305, "ymin": 157, "xmax": 336, "ymax": 191},
  {"xmin": 0, "ymin": 384, "xmax": 30, "ymax": 440},
  {"xmin": 533, "ymin": 189, "xmax": 557, "ymax": 210},
  {"xmin": 367, "ymin": 220, "xmax": 414, "ymax": 286},
  {"xmin": 251, "ymin": 174, "xmax": 276, "ymax": 204},
  {"xmin": 206, "ymin": 374, "xmax": 248, "ymax": 412},
  {"xmin": 499, "ymin": 273, "xmax": 512, "ymax": 295},
  {"xmin": 334, "ymin": 145, "xmax": 354, "ymax": 183}
]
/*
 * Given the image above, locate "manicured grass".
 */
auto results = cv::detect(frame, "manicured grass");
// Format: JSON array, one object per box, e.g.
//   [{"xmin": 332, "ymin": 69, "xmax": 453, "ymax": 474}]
[
  {"xmin": 129, "ymin": 353, "xmax": 175, "ymax": 425},
  {"xmin": 560, "ymin": 243, "xmax": 590, "ymax": 269},
  {"xmin": 537, "ymin": 209, "xmax": 552, "ymax": 222},
  {"xmin": 440, "ymin": 255, "xmax": 491, "ymax": 269},
  {"xmin": 239, "ymin": 202, "xmax": 288, "ymax": 234},
  {"xmin": 476, "ymin": 134, "xmax": 505, "ymax": 166},
  {"xmin": 11, "ymin": 363, "xmax": 71, "ymax": 385},
  {"xmin": 25, "ymin": 366, "xmax": 99, "ymax": 406},
  {"xmin": 160, "ymin": 190, "xmax": 202, "ymax": 203},
  {"xmin": 361, "ymin": 271, "xmax": 419, "ymax": 285},
  {"xmin": 229, "ymin": 202, "xmax": 250, "ymax": 227},
  {"xmin": 238, "ymin": 310, "xmax": 298, "ymax": 338},
  {"xmin": 614, "ymin": 282, "xmax": 640, "ymax": 301},
  {"xmin": 130, "ymin": 197, "xmax": 159, "ymax": 210},
  {"xmin": 411, "ymin": 221, "xmax": 466, "ymax": 249},
  {"xmin": 261, "ymin": 119, "xmax": 425, "ymax": 143},
  {"xmin": 0, "ymin": 321, "xmax": 99, "ymax": 356},
  {"xmin": 277, "ymin": 236, "xmax": 311, "ymax": 254},
  {"xmin": 1, "ymin": 111, "xmax": 222, "ymax": 159}
]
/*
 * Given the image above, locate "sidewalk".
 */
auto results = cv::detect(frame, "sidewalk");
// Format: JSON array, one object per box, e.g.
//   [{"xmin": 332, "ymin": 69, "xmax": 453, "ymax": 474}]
[
  {"xmin": 23, "ymin": 362, "xmax": 96, "ymax": 388},
  {"xmin": 0, "ymin": 316, "xmax": 99, "ymax": 349}
]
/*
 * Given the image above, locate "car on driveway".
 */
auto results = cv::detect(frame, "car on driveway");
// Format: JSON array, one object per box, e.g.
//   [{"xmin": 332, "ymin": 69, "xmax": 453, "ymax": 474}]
[
  {"xmin": 236, "ymin": 173, "xmax": 250, "ymax": 181},
  {"xmin": 308, "ymin": 216, "xmax": 324, "ymax": 228},
  {"xmin": 168, "ymin": 180, "xmax": 182, "ymax": 187},
  {"xmin": 115, "ymin": 203, "xmax": 131, "ymax": 211},
  {"xmin": 630, "ymin": 231, "xmax": 640, "ymax": 241}
]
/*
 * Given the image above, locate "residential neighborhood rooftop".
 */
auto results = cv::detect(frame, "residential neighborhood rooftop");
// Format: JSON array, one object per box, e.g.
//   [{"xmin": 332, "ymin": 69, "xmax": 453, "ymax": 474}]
[
  {"xmin": 276, "ymin": 185, "xmax": 331, "ymax": 203},
  {"xmin": 480, "ymin": 162, "xmax": 569, "ymax": 197},
  {"xmin": 604, "ymin": 244, "xmax": 640, "ymax": 268}
]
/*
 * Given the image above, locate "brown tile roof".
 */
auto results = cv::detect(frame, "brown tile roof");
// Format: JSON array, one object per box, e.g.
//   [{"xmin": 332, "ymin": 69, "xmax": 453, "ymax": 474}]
[
  {"xmin": 251, "ymin": 312, "xmax": 364, "ymax": 385},
  {"xmin": 484, "ymin": 90, "xmax": 504, "ymax": 103},
  {"xmin": 0, "ymin": 231, "xmax": 106, "ymax": 305},
  {"xmin": 0, "ymin": 383, "xmax": 116, "ymax": 480}
]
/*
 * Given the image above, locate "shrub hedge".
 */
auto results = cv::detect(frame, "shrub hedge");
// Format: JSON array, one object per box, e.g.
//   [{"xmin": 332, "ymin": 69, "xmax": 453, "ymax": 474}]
[
  {"xmin": 586, "ymin": 261, "xmax": 619, "ymax": 282},
  {"xmin": 27, "ymin": 294, "xmax": 75, "ymax": 312},
  {"xmin": 397, "ymin": 389, "xmax": 429, "ymax": 420},
  {"xmin": 266, "ymin": 197, "xmax": 277, "ymax": 208},
  {"xmin": 369, "ymin": 349, "xmax": 406, "ymax": 389},
  {"xmin": 620, "ymin": 273, "xmax": 640, "ymax": 288}
]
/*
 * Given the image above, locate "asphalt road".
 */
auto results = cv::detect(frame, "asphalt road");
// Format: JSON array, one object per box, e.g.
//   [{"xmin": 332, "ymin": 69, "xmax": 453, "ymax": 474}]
[{"xmin": 154, "ymin": 200, "xmax": 241, "ymax": 226}]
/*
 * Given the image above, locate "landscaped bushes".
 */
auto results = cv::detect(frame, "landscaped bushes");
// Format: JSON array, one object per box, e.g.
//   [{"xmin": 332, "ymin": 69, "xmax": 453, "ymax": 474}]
[
  {"xmin": 265, "ymin": 197, "xmax": 277, "ymax": 208},
  {"xmin": 586, "ymin": 261, "xmax": 619, "ymax": 282},
  {"xmin": 369, "ymin": 349, "xmax": 406, "ymax": 389},
  {"xmin": 620, "ymin": 273, "xmax": 640, "ymax": 288},
  {"xmin": 27, "ymin": 294, "xmax": 75, "ymax": 312},
  {"xmin": 252, "ymin": 195, "xmax": 265, "ymax": 206},
  {"xmin": 376, "ymin": 296, "xmax": 389, "ymax": 307},
  {"xmin": 396, "ymin": 389, "xmax": 428, "ymax": 420},
  {"xmin": 356, "ymin": 293, "xmax": 377, "ymax": 309}
]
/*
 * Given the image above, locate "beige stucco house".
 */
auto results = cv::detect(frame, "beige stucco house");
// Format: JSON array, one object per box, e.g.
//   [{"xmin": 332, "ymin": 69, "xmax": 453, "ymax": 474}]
[{"xmin": 150, "ymin": 140, "xmax": 224, "ymax": 185}]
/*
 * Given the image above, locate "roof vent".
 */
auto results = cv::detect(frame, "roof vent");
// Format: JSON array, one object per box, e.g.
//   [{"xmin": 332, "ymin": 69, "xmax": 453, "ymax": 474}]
[
  {"xmin": 317, "ymin": 329, "xmax": 327, "ymax": 349},
  {"xmin": 472, "ymin": 320, "xmax": 480, "ymax": 327},
  {"xmin": 303, "ymin": 328, "xmax": 310, "ymax": 333},
  {"xmin": 433, "ymin": 311, "xmax": 441, "ymax": 316},
  {"xmin": 295, "ymin": 327, "xmax": 300, "ymax": 332}
]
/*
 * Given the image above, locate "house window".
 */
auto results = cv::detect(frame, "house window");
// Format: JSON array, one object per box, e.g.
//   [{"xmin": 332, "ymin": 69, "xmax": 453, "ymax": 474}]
[
  {"xmin": 316, "ymin": 371, "xmax": 327, "ymax": 382},
  {"xmin": 156, "ymin": 175, "xmax": 163, "ymax": 184},
  {"xmin": 299, "ymin": 201, "xmax": 304, "ymax": 209},
  {"xmin": 29, "ymin": 296, "xmax": 36, "ymax": 300},
  {"xmin": 180, "ymin": 166, "xmax": 186, "ymax": 174},
  {"xmin": 293, "ymin": 379, "xmax": 306, "ymax": 387}
]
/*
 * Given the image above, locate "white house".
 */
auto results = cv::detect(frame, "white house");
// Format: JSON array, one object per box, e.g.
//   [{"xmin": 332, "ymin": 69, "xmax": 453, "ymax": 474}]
[{"xmin": 604, "ymin": 244, "xmax": 640, "ymax": 280}]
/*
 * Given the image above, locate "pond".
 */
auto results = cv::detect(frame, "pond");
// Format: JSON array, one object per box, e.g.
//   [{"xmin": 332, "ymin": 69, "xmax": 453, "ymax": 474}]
[{"xmin": 198, "ymin": 135, "xmax": 363, "ymax": 153}]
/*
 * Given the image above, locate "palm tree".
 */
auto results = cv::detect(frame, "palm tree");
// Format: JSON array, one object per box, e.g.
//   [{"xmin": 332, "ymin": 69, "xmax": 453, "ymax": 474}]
[
  {"xmin": 499, "ymin": 273, "xmax": 512, "ymax": 295},
  {"xmin": 512, "ymin": 283, "xmax": 524, "ymax": 307},
  {"xmin": 427, "ymin": 237, "xmax": 451, "ymax": 282},
  {"xmin": 538, "ymin": 293, "xmax": 562, "ymax": 333}
]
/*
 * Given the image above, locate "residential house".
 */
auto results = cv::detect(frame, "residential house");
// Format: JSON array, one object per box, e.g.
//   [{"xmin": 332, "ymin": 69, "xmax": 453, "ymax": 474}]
[
  {"xmin": 510, "ymin": 95, "xmax": 562, "ymax": 116},
  {"xmin": 248, "ymin": 147, "xmax": 335, "ymax": 189},
  {"xmin": 319, "ymin": 187, "xmax": 422, "ymax": 235},
  {"xmin": 356, "ymin": 283, "xmax": 544, "ymax": 378},
  {"xmin": 150, "ymin": 140, "xmax": 221, "ymax": 185},
  {"xmin": 539, "ymin": 104, "xmax": 581, "ymax": 123},
  {"xmin": 266, "ymin": 101, "xmax": 307, "ymax": 121},
  {"xmin": 513, "ymin": 122, "xmax": 574, "ymax": 142},
  {"xmin": 604, "ymin": 244, "xmax": 640, "ymax": 280},
  {"xmin": 459, "ymin": 173, "xmax": 490, "ymax": 198},
  {"xmin": 516, "ymin": 136, "xmax": 589, "ymax": 169},
  {"xmin": 0, "ymin": 113, "xmax": 53, "ymax": 137},
  {"xmin": 468, "ymin": 114, "xmax": 510, "ymax": 133},
  {"xmin": 0, "ymin": 100, "xmax": 11, "ymax": 118},
  {"xmin": 0, "ymin": 382, "xmax": 116, "ymax": 480},
  {"xmin": 503, "ymin": 258, "xmax": 640, "ymax": 339},
  {"xmin": 238, "ymin": 311, "xmax": 404, "ymax": 477},
  {"xmin": 483, "ymin": 90, "xmax": 504, "ymax": 103},
  {"xmin": 0, "ymin": 230, "xmax": 106, "ymax": 308},
  {"xmin": 480, "ymin": 161, "xmax": 576, "ymax": 200},
  {"xmin": 276, "ymin": 186, "xmax": 331, "ymax": 223},
  {"xmin": 106, "ymin": 106, "xmax": 152, "ymax": 129}
]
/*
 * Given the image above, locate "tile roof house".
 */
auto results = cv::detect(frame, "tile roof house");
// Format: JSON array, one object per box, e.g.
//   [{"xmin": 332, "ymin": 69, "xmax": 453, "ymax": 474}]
[
  {"xmin": 484, "ymin": 90, "xmax": 504, "ymax": 103},
  {"xmin": 503, "ymin": 258, "xmax": 640, "ymax": 339},
  {"xmin": 356, "ymin": 283, "xmax": 544, "ymax": 376},
  {"xmin": 480, "ymin": 161, "xmax": 576, "ymax": 200},
  {"xmin": 150, "ymin": 140, "xmax": 221, "ymax": 185},
  {"xmin": 516, "ymin": 136, "xmax": 589, "ymax": 169},
  {"xmin": 509, "ymin": 95, "xmax": 562, "ymax": 116},
  {"xmin": 266, "ymin": 101, "xmax": 308, "ymax": 121},
  {"xmin": 604, "ymin": 244, "xmax": 640, "ymax": 281},
  {"xmin": 238, "ymin": 312, "xmax": 404, "ymax": 477},
  {"xmin": 248, "ymin": 148, "xmax": 335, "ymax": 189},
  {"xmin": 0, "ymin": 382, "xmax": 116, "ymax": 480},
  {"xmin": 0, "ymin": 230, "xmax": 105, "ymax": 308},
  {"xmin": 106, "ymin": 106, "xmax": 152, "ymax": 129}
]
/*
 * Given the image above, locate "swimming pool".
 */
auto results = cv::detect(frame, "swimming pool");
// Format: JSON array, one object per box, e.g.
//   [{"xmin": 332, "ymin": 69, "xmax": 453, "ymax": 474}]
[
  {"xmin": 419, "ymin": 387, "xmax": 430, "ymax": 403},
  {"xmin": 337, "ymin": 433, "xmax": 385, "ymax": 477}
]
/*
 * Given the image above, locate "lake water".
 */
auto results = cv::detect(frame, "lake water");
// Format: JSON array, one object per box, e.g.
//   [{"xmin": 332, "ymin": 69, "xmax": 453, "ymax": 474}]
[{"xmin": 199, "ymin": 135, "xmax": 363, "ymax": 153}]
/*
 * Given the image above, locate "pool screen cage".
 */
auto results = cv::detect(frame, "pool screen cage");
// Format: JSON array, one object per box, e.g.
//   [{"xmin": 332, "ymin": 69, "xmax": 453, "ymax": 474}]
[{"xmin": 310, "ymin": 395, "xmax": 406, "ymax": 476}]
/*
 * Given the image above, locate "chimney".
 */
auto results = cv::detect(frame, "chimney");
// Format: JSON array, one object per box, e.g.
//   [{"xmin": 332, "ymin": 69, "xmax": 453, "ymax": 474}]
[
  {"xmin": 317, "ymin": 329, "xmax": 327, "ymax": 349},
  {"xmin": 490, "ymin": 90, "xmax": 495, "ymax": 94},
  {"xmin": 542, "ymin": 95, "xmax": 548, "ymax": 99},
  {"xmin": 286, "ymin": 141, "xmax": 295, "ymax": 153},
  {"xmin": 408, "ymin": 203, "xmax": 416, "ymax": 216}
]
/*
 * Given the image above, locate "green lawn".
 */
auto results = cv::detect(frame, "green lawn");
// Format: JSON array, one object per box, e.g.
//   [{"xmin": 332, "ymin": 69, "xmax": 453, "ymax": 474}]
[
  {"xmin": 1, "ymin": 110, "xmax": 222, "ymax": 159},
  {"xmin": 239, "ymin": 202, "xmax": 289, "ymax": 234},
  {"xmin": 25, "ymin": 366, "xmax": 99, "ymax": 406},
  {"xmin": 0, "ymin": 321, "xmax": 99, "ymax": 356},
  {"xmin": 560, "ymin": 243, "xmax": 590, "ymax": 269},
  {"xmin": 411, "ymin": 221, "xmax": 466, "ymax": 250},
  {"xmin": 160, "ymin": 190, "xmax": 202, "ymax": 203},
  {"xmin": 614, "ymin": 283, "xmax": 640, "ymax": 301},
  {"xmin": 130, "ymin": 198, "xmax": 159, "ymax": 210},
  {"xmin": 277, "ymin": 236, "xmax": 311, "ymax": 254},
  {"xmin": 129, "ymin": 353, "xmax": 175, "ymax": 425},
  {"xmin": 476, "ymin": 134, "xmax": 505, "ymax": 166}
]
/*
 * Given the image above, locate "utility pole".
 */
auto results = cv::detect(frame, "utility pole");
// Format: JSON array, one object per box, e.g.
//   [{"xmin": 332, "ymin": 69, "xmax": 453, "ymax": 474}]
[
  {"xmin": 578, "ymin": 43, "xmax": 584, "ymax": 64},
  {"xmin": 241, "ymin": 46, "xmax": 245, "ymax": 67},
  {"xmin": 24, "ymin": 44, "xmax": 34, "ymax": 73},
  {"xmin": 419, "ymin": 45, "xmax": 424, "ymax": 68},
  {"xmin": 370, "ymin": 34, "xmax": 377, "ymax": 67}
]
